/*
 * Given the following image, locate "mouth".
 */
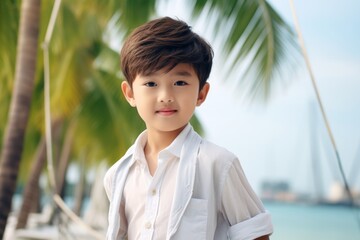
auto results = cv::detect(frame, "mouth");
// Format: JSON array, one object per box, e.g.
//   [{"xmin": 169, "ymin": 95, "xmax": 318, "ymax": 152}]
[{"xmin": 156, "ymin": 109, "xmax": 178, "ymax": 116}]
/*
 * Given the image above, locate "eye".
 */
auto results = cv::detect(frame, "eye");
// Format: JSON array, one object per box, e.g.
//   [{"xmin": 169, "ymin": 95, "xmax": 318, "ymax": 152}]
[
  {"xmin": 174, "ymin": 81, "xmax": 188, "ymax": 86},
  {"xmin": 144, "ymin": 82, "xmax": 157, "ymax": 87}
]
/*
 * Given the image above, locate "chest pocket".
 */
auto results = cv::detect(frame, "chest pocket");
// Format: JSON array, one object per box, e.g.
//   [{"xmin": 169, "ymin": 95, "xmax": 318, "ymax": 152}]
[{"xmin": 171, "ymin": 198, "xmax": 208, "ymax": 240}]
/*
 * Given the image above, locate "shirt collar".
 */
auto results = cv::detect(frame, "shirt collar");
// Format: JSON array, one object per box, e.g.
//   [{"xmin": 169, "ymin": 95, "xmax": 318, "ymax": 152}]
[
  {"xmin": 161, "ymin": 123, "xmax": 192, "ymax": 158},
  {"xmin": 132, "ymin": 124, "xmax": 192, "ymax": 162},
  {"xmin": 132, "ymin": 130, "xmax": 147, "ymax": 163}
]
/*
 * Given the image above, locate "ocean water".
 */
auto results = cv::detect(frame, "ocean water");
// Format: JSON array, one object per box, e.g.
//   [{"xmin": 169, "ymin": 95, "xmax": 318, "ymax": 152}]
[
  {"xmin": 10, "ymin": 195, "xmax": 360, "ymax": 239},
  {"xmin": 264, "ymin": 201, "xmax": 360, "ymax": 240}
]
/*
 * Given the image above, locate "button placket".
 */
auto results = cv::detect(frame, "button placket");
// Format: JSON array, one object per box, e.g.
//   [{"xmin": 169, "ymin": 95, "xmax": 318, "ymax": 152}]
[
  {"xmin": 141, "ymin": 157, "xmax": 168, "ymax": 239},
  {"xmin": 151, "ymin": 189, "xmax": 157, "ymax": 196},
  {"xmin": 144, "ymin": 221, "xmax": 152, "ymax": 229}
]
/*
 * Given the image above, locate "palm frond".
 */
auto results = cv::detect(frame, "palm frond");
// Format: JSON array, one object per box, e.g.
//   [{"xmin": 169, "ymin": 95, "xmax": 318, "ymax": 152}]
[
  {"xmin": 192, "ymin": 0, "xmax": 299, "ymax": 100},
  {"xmin": 117, "ymin": 0, "xmax": 157, "ymax": 33}
]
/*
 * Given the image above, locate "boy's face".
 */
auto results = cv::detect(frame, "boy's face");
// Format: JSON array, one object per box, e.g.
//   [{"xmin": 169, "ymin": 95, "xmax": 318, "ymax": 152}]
[{"xmin": 121, "ymin": 63, "xmax": 209, "ymax": 134}]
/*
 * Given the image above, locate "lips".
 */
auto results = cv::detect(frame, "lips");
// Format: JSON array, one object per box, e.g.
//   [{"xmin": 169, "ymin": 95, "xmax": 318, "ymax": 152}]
[{"xmin": 156, "ymin": 108, "xmax": 177, "ymax": 116}]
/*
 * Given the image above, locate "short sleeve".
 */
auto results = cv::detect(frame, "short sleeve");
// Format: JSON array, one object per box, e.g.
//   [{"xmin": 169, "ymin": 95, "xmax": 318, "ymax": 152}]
[{"xmin": 220, "ymin": 158, "xmax": 273, "ymax": 239}]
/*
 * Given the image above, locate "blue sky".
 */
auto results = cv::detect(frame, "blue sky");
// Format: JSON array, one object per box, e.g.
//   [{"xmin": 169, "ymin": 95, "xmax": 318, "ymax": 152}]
[{"xmin": 158, "ymin": 0, "xmax": 360, "ymax": 197}]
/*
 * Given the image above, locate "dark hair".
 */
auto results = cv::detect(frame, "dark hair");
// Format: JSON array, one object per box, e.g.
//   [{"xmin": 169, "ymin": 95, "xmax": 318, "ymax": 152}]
[{"xmin": 120, "ymin": 17, "xmax": 213, "ymax": 89}]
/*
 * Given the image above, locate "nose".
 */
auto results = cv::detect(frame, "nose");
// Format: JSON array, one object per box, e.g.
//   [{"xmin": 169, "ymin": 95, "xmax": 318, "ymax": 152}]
[{"xmin": 159, "ymin": 87, "xmax": 174, "ymax": 103}]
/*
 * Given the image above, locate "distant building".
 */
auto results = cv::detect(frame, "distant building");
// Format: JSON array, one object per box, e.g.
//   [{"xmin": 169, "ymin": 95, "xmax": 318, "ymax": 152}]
[{"xmin": 261, "ymin": 180, "xmax": 297, "ymax": 202}]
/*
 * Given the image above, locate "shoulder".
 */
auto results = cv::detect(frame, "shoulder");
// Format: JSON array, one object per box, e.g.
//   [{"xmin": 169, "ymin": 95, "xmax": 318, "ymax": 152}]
[
  {"xmin": 103, "ymin": 145, "xmax": 135, "ymax": 199},
  {"xmin": 197, "ymin": 139, "xmax": 238, "ymax": 168},
  {"xmin": 105, "ymin": 145, "xmax": 135, "ymax": 178},
  {"xmin": 199, "ymin": 139, "xmax": 237, "ymax": 160}
]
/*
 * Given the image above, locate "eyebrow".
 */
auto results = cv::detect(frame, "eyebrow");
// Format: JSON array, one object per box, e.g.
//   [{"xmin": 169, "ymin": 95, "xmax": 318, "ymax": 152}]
[
  {"xmin": 171, "ymin": 70, "xmax": 193, "ymax": 77},
  {"xmin": 143, "ymin": 69, "xmax": 193, "ymax": 78}
]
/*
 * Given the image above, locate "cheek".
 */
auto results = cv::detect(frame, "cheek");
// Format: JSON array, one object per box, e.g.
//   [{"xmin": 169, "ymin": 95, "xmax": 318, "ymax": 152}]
[
  {"xmin": 181, "ymin": 93, "xmax": 198, "ymax": 109},
  {"xmin": 135, "ymin": 103, "xmax": 151, "ymax": 122},
  {"xmin": 135, "ymin": 98, "xmax": 150, "ymax": 112}
]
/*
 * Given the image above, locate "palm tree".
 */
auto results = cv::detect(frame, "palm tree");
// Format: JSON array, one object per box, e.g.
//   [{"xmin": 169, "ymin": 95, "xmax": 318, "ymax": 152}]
[
  {"xmin": 0, "ymin": 0, "xmax": 19, "ymax": 149},
  {"xmin": 0, "ymin": 0, "xmax": 41, "ymax": 237},
  {"xmin": 0, "ymin": 0, "xmax": 298, "ymax": 237},
  {"xmin": 14, "ymin": 1, "xmax": 146, "ymax": 229}
]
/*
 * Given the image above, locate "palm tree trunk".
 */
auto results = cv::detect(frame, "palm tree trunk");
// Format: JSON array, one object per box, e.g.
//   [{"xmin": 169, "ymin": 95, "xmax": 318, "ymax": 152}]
[
  {"xmin": 72, "ymin": 155, "xmax": 86, "ymax": 216},
  {"xmin": 0, "ymin": 0, "xmax": 41, "ymax": 237},
  {"xmin": 56, "ymin": 121, "xmax": 75, "ymax": 195},
  {"xmin": 16, "ymin": 138, "xmax": 46, "ymax": 229},
  {"xmin": 16, "ymin": 119, "xmax": 63, "ymax": 229}
]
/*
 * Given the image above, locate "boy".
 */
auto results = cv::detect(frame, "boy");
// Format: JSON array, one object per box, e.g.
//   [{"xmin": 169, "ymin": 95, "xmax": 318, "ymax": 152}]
[{"xmin": 104, "ymin": 17, "xmax": 273, "ymax": 240}]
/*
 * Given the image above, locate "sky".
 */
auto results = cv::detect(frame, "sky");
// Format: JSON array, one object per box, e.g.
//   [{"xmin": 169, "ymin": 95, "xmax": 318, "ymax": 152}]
[{"xmin": 157, "ymin": 0, "xmax": 360, "ymax": 197}]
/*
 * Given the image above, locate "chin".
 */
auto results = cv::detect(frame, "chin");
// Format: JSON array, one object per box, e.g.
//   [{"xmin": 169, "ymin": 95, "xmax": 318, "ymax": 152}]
[{"xmin": 154, "ymin": 124, "xmax": 187, "ymax": 133}]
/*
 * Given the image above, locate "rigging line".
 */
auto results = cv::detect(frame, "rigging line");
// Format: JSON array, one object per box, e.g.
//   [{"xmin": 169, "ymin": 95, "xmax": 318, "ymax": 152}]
[
  {"xmin": 289, "ymin": 0, "xmax": 360, "ymax": 228},
  {"xmin": 43, "ymin": 0, "xmax": 62, "ymax": 193},
  {"xmin": 42, "ymin": 0, "xmax": 104, "ymax": 238},
  {"xmin": 53, "ymin": 194, "xmax": 104, "ymax": 240}
]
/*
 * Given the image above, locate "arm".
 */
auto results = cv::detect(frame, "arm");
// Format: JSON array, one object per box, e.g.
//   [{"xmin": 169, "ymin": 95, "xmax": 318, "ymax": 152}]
[{"xmin": 221, "ymin": 158, "xmax": 273, "ymax": 239}]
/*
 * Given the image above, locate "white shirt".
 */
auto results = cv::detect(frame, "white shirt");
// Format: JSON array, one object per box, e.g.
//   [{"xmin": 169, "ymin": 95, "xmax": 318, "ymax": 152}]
[
  {"xmin": 122, "ymin": 125, "xmax": 190, "ymax": 240},
  {"xmin": 104, "ymin": 124, "xmax": 273, "ymax": 240}
]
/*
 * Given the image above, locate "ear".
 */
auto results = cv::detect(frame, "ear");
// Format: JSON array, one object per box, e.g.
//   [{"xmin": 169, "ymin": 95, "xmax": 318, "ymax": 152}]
[
  {"xmin": 196, "ymin": 82, "xmax": 210, "ymax": 106},
  {"xmin": 121, "ymin": 81, "xmax": 136, "ymax": 107}
]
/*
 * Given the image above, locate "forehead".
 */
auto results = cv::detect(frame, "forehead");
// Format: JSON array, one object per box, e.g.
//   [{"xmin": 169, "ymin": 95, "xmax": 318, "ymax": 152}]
[{"xmin": 140, "ymin": 63, "xmax": 197, "ymax": 78}]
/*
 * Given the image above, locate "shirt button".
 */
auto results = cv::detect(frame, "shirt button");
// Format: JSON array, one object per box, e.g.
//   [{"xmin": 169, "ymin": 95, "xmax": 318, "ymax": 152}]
[
  {"xmin": 151, "ymin": 189, "xmax": 157, "ymax": 196},
  {"xmin": 144, "ymin": 222, "xmax": 152, "ymax": 229}
]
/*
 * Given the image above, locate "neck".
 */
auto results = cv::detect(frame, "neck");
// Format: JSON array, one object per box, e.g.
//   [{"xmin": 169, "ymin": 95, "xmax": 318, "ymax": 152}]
[
  {"xmin": 145, "ymin": 126, "xmax": 185, "ymax": 154},
  {"xmin": 144, "ymin": 126, "xmax": 186, "ymax": 176}
]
